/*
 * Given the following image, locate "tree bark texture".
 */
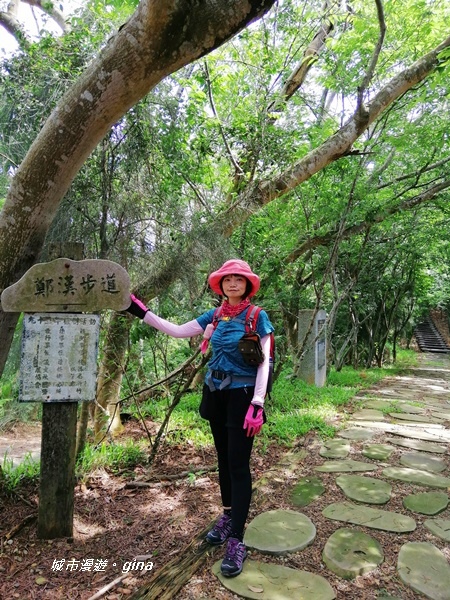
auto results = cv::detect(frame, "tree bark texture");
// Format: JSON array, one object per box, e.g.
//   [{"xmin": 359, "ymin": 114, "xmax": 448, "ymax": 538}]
[{"xmin": 37, "ymin": 402, "xmax": 77, "ymax": 539}]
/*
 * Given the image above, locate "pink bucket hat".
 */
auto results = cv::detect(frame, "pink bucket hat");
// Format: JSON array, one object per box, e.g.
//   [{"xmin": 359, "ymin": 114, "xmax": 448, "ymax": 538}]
[{"xmin": 208, "ymin": 259, "xmax": 260, "ymax": 297}]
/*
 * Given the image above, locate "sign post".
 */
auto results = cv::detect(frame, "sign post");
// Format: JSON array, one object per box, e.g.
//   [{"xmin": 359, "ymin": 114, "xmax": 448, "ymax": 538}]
[
  {"xmin": 297, "ymin": 309, "xmax": 327, "ymax": 387},
  {"xmin": 1, "ymin": 255, "xmax": 130, "ymax": 538}
]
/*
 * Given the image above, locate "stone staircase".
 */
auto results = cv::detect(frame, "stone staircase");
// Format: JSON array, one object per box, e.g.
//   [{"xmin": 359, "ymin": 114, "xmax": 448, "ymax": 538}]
[{"xmin": 414, "ymin": 317, "xmax": 450, "ymax": 353}]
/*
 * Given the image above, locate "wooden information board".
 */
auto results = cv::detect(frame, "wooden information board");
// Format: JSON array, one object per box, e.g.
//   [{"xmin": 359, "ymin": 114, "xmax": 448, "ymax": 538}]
[{"xmin": 19, "ymin": 313, "xmax": 100, "ymax": 402}]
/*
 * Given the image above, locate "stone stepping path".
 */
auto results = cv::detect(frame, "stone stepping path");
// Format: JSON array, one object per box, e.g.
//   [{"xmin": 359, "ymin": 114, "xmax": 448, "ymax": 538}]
[
  {"xmin": 352, "ymin": 408, "xmax": 385, "ymax": 421},
  {"xmin": 323, "ymin": 502, "xmax": 416, "ymax": 532},
  {"xmin": 424, "ymin": 518, "xmax": 450, "ymax": 541},
  {"xmin": 362, "ymin": 443, "xmax": 394, "ymax": 460},
  {"xmin": 291, "ymin": 476, "xmax": 324, "ymax": 507},
  {"xmin": 212, "ymin": 353, "xmax": 450, "ymax": 599},
  {"xmin": 337, "ymin": 428, "xmax": 376, "ymax": 441},
  {"xmin": 244, "ymin": 509, "xmax": 316, "ymax": 555},
  {"xmin": 403, "ymin": 491, "xmax": 449, "ymax": 515},
  {"xmin": 382, "ymin": 466, "xmax": 450, "ymax": 489},
  {"xmin": 213, "ymin": 559, "xmax": 336, "ymax": 599},
  {"xmin": 397, "ymin": 542, "xmax": 450, "ymax": 600},
  {"xmin": 322, "ymin": 527, "xmax": 384, "ymax": 578},
  {"xmin": 319, "ymin": 439, "xmax": 350, "ymax": 458},
  {"xmin": 336, "ymin": 474, "xmax": 391, "ymax": 504},
  {"xmin": 399, "ymin": 451, "xmax": 446, "ymax": 472},
  {"xmin": 389, "ymin": 412, "xmax": 444, "ymax": 423},
  {"xmin": 315, "ymin": 459, "xmax": 378, "ymax": 472},
  {"xmin": 385, "ymin": 436, "xmax": 447, "ymax": 454}
]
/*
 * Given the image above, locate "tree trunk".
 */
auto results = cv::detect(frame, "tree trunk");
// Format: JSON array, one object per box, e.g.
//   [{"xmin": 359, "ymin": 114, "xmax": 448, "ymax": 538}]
[
  {"xmin": 76, "ymin": 402, "xmax": 90, "ymax": 459},
  {"xmin": 95, "ymin": 315, "xmax": 131, "ymax": 439}
]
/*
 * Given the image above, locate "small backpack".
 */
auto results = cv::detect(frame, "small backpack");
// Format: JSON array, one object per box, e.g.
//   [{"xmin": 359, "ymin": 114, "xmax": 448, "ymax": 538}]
[{"xmin": 212, "ymin": 304, "xmax": 275, "ymax": 395}]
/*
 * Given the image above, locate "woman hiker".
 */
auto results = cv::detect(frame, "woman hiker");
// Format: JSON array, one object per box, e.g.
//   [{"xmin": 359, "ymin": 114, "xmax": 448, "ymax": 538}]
[{"xmin": 126, "ymin": 259, "xmax": 274, "ymax": 577}]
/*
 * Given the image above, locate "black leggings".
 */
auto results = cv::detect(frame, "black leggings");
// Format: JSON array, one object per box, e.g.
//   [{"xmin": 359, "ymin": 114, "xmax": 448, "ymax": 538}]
[{"xmin": 209, "ymin": 413, "xmax": 255, "ymax": 537}]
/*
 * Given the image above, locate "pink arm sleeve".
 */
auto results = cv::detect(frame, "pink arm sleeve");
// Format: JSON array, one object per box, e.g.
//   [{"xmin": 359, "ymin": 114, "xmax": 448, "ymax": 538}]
[
  {"xmin": 251, "ymin": 334, "xmax": 271, "ymax": 407},
  {"xmin": 143, "ymin": 311, "xmax": 204, "ymax": 338}
]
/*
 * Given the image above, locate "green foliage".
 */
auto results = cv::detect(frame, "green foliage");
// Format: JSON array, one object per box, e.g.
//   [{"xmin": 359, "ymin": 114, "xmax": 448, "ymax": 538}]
[
  {"xmin": 77, "ymin": 440, "xmax": 147, "ymax": 475},
  {"xmin": 1, "ymin": 453, "xmax": 40, "ymax": 491},
  {"xmin": 161, "ymin": 360, "xmax": 416, "ymax": 449}
]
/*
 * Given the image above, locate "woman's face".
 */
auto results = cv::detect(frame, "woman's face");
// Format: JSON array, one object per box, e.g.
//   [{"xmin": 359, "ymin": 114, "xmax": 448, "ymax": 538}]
[{"xmin": 221, "ymin": 274, "xmax": 248, "ymax": 303}]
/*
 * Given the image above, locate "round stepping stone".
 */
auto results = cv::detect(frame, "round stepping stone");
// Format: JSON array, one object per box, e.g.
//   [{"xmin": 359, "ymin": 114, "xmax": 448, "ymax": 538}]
[
  {"xmin": 323, "ymin": 502, "xmax": 416, "ymax": 532},
  {"xmin": 398, "ymin": 403, "xmax": 426, "ymax": 414},
  {"xmin": 403, "ymin": 492, "xmax": 448, "ymax": 515},
  {"xmin": 432, "ymin": 411, "xmax": 450, "ymax": 420},
  {"xmin": 389, "ymin": 412, "xmax": 443, "ymax": 424},
  {"xmin": 398, "ymin": 542, "xmax": 450, "ymax": 600},
  {"xmin": 291, "ymin": 476, "xmax": 325, "ymax": 507},
  {"xmin": 424, "ymin": 518, "xmax": 450, "ymax": 541},
  {"xmin": 349, "ymin": 420, "xmax": 444, "ymax": 433},
  {"xmin": 382, "ymin": 466, "xmax": 450, "ymax": 489},
  {"xmin": 319, "ymin": 440, "xmax": 350, "ymax": 459},
  {"xmin": 336, "ymin": 475, "xmax": 391, "ymax": 504},
  {"xmin": 212, "ymin": 559, "xmax": 336, "ymax": 599},
  {"xmin": 322, "ymin": 527, "xmax": 384, "ymax": 579},
  {"xmin": 362, "ymin": 444, "xmax": 394, "ymax": 461},
  {"xmin": 338, "ymin": 428, "xmax": 376, "ymax": 441},
  {"xmin": 393, "ymin": 428, "xmax": 450, "ymax": 443},
  {"xmin": 386, "ymin": 437, "xmax": 447, "ymax": 454},
  {"xmin": 244, "ymin": 509, "xmax": 316, "ymax": 555},
  {"xmin": 352, "ymin": 409, "xmax": 385, "ymax": 421},
  {"xmin": 399, "ymin": 452, "xmax": 446, "ymax": 473},
  {"xmin": 362, "ymin": 399, "xmax": 398, "ymax": 410},
  {"xmin": 350, "ymin": 419, "xmax": 447, "ymax": 435},
  {"xmin": 315, "ymin": 460, "xmax": 378, "ymax": 473}
]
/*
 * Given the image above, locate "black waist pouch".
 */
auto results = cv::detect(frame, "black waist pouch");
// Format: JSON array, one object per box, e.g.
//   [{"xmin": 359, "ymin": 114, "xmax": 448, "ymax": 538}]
[{"xmin": 238, "ymin": 332, "xmax": 264, "ymax": 366}]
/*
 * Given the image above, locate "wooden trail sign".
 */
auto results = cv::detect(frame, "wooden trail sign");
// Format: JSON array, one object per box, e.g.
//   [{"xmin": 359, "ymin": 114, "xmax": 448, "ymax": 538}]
[
  {"xmin": 1, "ymin": 257, "xmax": 130, "ymax": 313},
  {"xmin": 1, "ymin": 255, "xmax": 131, "ymax": 539}
]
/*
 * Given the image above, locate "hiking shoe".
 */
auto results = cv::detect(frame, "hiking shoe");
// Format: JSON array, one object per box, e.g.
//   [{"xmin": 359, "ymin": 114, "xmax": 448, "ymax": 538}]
[
  {"xmin": 205, "ymin": 514, "xmax": 232, "ymax": 545},
  {"xmin": 220, "ymin": 537, "xmax": 247, "ymax": 577}
]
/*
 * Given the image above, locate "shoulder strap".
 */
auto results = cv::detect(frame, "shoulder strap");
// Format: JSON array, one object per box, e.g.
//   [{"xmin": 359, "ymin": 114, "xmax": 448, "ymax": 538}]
[
  {"xmin": 212, "ymin": 306, "xmax": 222, "ymax": 329},
  {"xmin": 245, "ymin": 304, "xmax": 262, "ymax": 333}
]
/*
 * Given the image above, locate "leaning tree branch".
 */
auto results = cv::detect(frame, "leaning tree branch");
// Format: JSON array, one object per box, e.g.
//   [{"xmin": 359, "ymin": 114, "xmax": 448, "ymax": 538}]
[
  {"xmin": 221, "ymin": 34, "xmax": 450, "ymax": 237},
  {"xmin": 0, "ymin": 10, "xmax": 30, "ymax": 48},
  {"xmin": 285, "ymin": 178, "xmax": 450, "ymax": 264},
  {"xmin": 269, "ymin": 5, "xmax": 334, "ymax": 110},
  {"xmin": 357, "ymin": 0, "xmax": 386, "ymax": 112},
  {"xmin": 21, "ymin": 0, "xmax": 68, "ymax": 31},
  {"xmin": 203, "ymin": 60, "xmax": 244, "ymax": 177}
]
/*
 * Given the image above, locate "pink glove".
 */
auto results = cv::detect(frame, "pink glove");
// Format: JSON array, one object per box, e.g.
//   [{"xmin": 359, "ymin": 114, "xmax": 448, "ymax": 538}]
[{"xmin": 243, "ymin": 404, "xmax": 264, "ymax": 437}]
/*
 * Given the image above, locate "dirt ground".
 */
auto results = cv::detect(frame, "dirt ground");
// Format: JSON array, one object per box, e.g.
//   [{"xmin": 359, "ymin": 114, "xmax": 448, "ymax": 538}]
[{"xmin": 0, "ymin": 413, "xmax": 447, "ymax": 600}]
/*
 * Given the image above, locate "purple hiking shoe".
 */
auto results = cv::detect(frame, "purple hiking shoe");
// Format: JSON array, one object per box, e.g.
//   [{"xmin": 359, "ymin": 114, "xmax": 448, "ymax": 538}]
[
  {"xmin": 205, "ymin": 514, "xmax": 232, "ymax": 545},
  {"xmin": 220, "ymin": 537, "xmax": 247, "ymax": 577}
]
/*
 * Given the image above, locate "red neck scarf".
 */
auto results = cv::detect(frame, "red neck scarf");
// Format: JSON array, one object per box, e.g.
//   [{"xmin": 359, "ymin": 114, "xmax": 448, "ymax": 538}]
[{"xmin": 220, "ymin": 298, "xmax": 251, "ymax": 319}]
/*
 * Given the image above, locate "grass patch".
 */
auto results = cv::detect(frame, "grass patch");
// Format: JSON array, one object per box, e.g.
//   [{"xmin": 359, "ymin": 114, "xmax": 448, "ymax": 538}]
[
  {"xmin": 77, "ymin": 439, "xmax": 148, "ymax": 476},
  {"xmin": 166, "ymin": 352, "xmax": 420, "ymax": 448},
  {"xmin": 1, "ymin": 452, "xmax": 40, "ymax": 492}
]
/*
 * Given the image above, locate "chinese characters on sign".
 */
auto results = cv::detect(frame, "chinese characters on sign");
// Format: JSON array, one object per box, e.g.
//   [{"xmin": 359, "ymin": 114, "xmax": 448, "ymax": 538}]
[
  {"xmin": 19, "ymin": 314, "xmax": 100, "ymax": 402},
  {"xmin": 0, "ymin": 258, "xmax": 130, "ymax": 313},
  {"xmin": 34, "ymin": 272, "xmax": 120, "ymax": 300}
]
